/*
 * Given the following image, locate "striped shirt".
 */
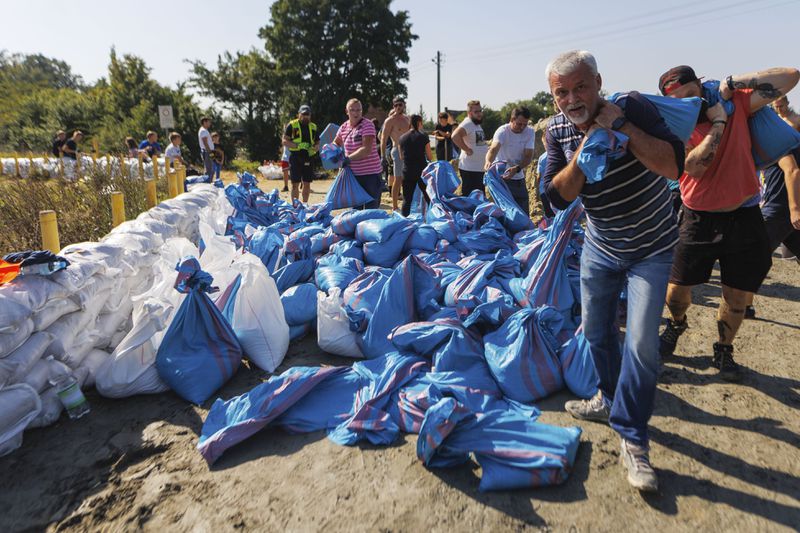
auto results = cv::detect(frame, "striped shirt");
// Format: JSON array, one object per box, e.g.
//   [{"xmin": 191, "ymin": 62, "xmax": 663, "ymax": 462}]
[
  {"xmin": 336, "ymin": 118, "xmax": 383, "ymax": 176},
  {"xmin": 543, "ymin": 92, "xmax": 684, "ymax": 261}
]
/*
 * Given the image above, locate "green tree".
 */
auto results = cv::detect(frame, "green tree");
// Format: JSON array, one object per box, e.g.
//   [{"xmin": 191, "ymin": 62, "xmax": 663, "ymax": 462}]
[
  {"xmin": 259, "ymin": 0, "xmax": 417, "ymax": 126},
  {"xmin": 188, "ymin": 50, "xmax": 281, "ymax": 161}
]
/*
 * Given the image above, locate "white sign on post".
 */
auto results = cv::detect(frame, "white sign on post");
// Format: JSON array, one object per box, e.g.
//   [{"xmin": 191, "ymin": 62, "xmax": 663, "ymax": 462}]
[{"xmin": 158, "ymin": 105, "xmax": 175, "ymax": 129}]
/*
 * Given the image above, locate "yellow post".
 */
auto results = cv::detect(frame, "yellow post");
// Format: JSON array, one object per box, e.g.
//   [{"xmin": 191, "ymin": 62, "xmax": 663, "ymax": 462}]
[
  {"xmin": 138, "ymin": 152, "xmax": 144, "ymax": 179},
  {"xmin": 111, "ymin": 191, "xmax": 125, "ymax": 228},
  {"xmin": 76, "ymin": 154, "xmax": 82, "ymax": 180},
  {"xmin": 165, "ymin": 156, "xmax": 172, "ymax": 176},
  {"xmin": 14, "ymin": 157, "xmax": 20, "ymax": 177},
  {"xmin": 59, "ymin": 156, "xmax": 65, "ymax": 178},
  {"xmin": 39, "ymin": 210, "xmax": 60, "ymax": 253},
  {"xmin": 91, "ymin": 153, "xmax": 97, "ymax": 173},
  {"xmin": 145, "ymin": 178, "xmax": 158, "ymax": 208},
  {"xmin": 168, "ymin": 167, "xmax": 179, "ymax": 198},
  {"xmin": 177, "ymin": 165, "xmax": 186, "ymax": 196},
  {"xmin": 152, "ymin": 155, "xmax": 160, "ymax": 181},
  {"xmin": 92, "ymin": 138, "xmax": 99, "ymax": 157}
]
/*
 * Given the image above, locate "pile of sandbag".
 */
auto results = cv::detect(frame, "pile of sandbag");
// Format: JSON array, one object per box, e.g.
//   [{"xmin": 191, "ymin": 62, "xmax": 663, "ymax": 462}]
[{"xmin": 0, "ymin": 155, "xmax": 168, "ymax": 180}]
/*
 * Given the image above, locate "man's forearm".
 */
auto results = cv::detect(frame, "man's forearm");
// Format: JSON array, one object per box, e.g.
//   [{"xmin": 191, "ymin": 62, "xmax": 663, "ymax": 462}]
[
  {"xmin": 785, "ymin": 168, "xmax": 800, "ymax": 213},
  {"xmin": 452, "ymin": 130, "xmax": 468, "ymax": 152},
  {"xmin": 552, "ymin": 156, "xmax": 586, "ymax": 202},
  {"xmin": 721, "ymin": 67, "xmax": 800, "ymax": 100},
  {"xmin": 485, "ymin": 144, "xmax": 499, "ymax": 169},
  {"xmin": 619, "ymin": 121, "xmax": 680, "ymax": 179},
  {"xmin": 685, "ymin": 123, "xmax": 725, "ymax": 177}
]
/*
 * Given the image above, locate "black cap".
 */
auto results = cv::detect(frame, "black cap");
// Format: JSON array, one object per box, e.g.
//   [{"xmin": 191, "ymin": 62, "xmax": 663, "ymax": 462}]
[{"xmin": 659, "ymin": 65, "xmax": 702, "ymax": 96}]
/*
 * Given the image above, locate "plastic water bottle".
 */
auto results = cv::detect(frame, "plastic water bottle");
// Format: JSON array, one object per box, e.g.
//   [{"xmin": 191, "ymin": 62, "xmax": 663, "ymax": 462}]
[
  {"xmin": 19, "ymin": 260, "xmax": 68, "ymax": 277},
  {"xmin": 47, "ymin": 356, "xmax": 90, "ymax": 419}
]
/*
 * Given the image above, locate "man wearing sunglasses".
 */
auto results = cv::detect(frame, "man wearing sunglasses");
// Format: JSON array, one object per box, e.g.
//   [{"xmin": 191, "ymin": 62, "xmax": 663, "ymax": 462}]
[
  {"xmin": 452, "ymin": 99, "xmax": 489, "ymax": 195},
  {"xmin": 282, "ymin": 104, "xmax": 320, "ymax": 203},
  {"xmin": 380, "ymin": 96, "xmax": 412, "ymax": 212}
]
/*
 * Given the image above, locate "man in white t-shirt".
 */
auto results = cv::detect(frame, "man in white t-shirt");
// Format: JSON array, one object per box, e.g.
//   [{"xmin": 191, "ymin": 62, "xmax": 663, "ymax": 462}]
[
  {"xmin": 198, "ymin": 117, "xmax": 213, "ymax": 177},
  {"xmin": 164, "ymin": 132, "xmax": 186, "ymax": 166},
  {"xmin": 485, "ymin": 106, "xmax": 535, "ymax": 215},
  {"xmin": 452, "ymin": 100, "xmax": 490, "ymax": 195}
]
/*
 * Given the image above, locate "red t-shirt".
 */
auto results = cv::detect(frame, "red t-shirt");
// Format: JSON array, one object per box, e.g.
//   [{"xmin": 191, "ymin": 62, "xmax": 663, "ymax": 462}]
[{"xmin": 680, "ymin": 89, "xmax": 758, "ymax": 211}]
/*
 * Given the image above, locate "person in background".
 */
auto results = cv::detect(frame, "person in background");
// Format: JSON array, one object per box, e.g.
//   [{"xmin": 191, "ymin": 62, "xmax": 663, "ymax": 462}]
[
  {"xmin": 657, "ymin": 64, "xmax": 799, "ymax": 381},
  {"xmin": 485, "ymin": 106, "xmax": 535, "ymax": 215},
  {"xmin": 164, "ymin": 132, "xmax": 186, "ymax": 167},
  {"xmin": 138, "ymin": 131, "xmax": 162, "ymax": 159},
  {"xmin": 398, "ymin": 114, "xmax": 432, "ymax": 216},
  {"xmin": 52, "ymin": 130, "xmax": 66, "ymax": 158},
  {"xmin": 211, "ymin": 132, "xmax": 224, "ymax": 182},
  {"xmin": 433, "ymin": 112, "xmax": 454, "ymax": 162},
  {"xmin": 61, "ymin": 131, "xmax": 83, "ymax": 160},
  {"xmin": 452, "ymin": 100, "xmax": 490, "ymax": 195},
  {"xmin": 772, "ymin": 95, "xmax": 800, "ymax": 129},
  {"xmin": 279, "ymin": 146, "xmax": 291, "ymax": 192},
  {"xmin": 381, "ymin": 96, "xmax": 412, "ymax": 211},
  {"xmin": 125, "ymin": 137, "xmax": 139, "ymax": 158},
  {"xmin": 198, "ymin": 117, "xmax": 214, "ymax": 177},
  {"xmin": 282, "ymin": 104, "xmax": 320, "ymax": 203},
  {"xmin": 543, "ymin": 50, "xmax": 685, "ymax": 493},
  {"xmin": 373, "ymin": 118, "xmax": 390, "ymax": 192},
  {"xmin": 334, "ymin": 98, "xmax": 383, "ymax": 209}
]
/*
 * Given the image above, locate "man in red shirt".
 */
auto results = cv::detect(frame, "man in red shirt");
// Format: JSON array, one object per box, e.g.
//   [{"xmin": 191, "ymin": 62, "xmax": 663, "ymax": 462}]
[{"xmin": 658, "ymin": 65, "xmax": 799, "ymax": 381}]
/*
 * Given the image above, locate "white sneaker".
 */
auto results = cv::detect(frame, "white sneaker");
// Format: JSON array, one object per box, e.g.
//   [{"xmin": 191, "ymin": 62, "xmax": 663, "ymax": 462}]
[
  {"xmin": 620, "ymin": 438, "xmax": 658, "ymax": 492},
  {"xmin": 564, "ymin": 391, "xmax": 610, "ymax": 423}
]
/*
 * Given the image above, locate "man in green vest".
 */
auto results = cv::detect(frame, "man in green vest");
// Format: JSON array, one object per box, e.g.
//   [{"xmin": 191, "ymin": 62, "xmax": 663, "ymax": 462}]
[{"xmin": 282, "ymin": 104, "xmax": 320, "ymax": 202}]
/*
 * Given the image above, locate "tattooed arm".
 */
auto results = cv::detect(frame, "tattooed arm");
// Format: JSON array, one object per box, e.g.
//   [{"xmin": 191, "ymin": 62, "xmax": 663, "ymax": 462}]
[
  {"xmin": 718, "ymin": 67, "xmax": 800, "ymax": 113},
  {"xmin": 684, "ymin": 103, "xmax": 727, "ymax": 178}
]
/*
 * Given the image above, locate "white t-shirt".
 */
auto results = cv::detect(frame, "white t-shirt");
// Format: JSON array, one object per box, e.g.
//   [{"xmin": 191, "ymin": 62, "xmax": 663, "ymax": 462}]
[
  {"xmin": 164, "ymin": 143, "xmax": 182, "ymax": 161},
  {"xmin": 456, "ymin": 118, "xmax": 489, "ymax": 172},
  {"xmin": 491, "ymin": 124, "xmax": 535, "ymax": 180},
  {"xmin": 198, "ymin": 127, "xmax": 212, "ymax": 152}
]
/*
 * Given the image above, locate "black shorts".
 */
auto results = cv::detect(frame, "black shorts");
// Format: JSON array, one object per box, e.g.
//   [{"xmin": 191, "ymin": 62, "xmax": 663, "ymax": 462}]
[
  {"xmin": 764, "ymin": 215, "xmax": 800, "ymax": 257},
  {"xmin": 670, "ymin": 205, "xmax": 772, "ymax": 293},
  {"xmin": 289, "ymin": 153, "xmax": 314, "ymax": 183},
  {"xmin": 460, "ymin": 169, "xmax": 485, "ymax": 196}
]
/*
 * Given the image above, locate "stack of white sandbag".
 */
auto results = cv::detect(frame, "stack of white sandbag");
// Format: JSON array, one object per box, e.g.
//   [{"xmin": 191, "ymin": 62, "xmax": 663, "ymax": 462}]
[{"xmin": 258, "ymin": 163, "xmax": 284, "ymax": 180}]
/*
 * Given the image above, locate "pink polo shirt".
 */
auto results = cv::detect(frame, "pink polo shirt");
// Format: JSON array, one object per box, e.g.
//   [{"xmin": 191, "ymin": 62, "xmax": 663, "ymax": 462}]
[{"xmin": 336, "ymin": 118, "xmax": 383, "ymax": 176}]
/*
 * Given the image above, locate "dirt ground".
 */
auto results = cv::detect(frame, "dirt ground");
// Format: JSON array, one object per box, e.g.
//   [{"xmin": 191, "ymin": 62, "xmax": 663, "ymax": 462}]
[{"xmin": 1, "ymin": 176, "xmax": 798, "ymax": 532}]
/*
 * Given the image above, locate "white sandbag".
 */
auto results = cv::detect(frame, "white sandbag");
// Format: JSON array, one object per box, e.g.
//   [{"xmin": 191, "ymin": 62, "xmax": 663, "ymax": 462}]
[
  {"xmin": 60, "ymin": 329, "xmax": 100, "ymax": 369},
  {"xmin": 132, "ymin": 215, "xmax": 177, "ymax": 240},
  {"xmin": 199, "ymin": 221, "xmax": 238, "ymax": 292},
  {"xmin": 77, "ymin": 349, "xmax": 110, "ymax": 389},
  {"xmin": 27, "ymin": 386, "xmax": 62, "ymax": 429},
  {"xmin": 31, "ymin": 297, "xmax": 80, "ymax": 331},
  {"xmin": 60, "ymin": 242, "xmax": 127, "ymax": 273},
  {"xmin": 49, "ymin": 261, "xmax": 101, "ymax": 293},
  {"xmin": 317, "ymin": 288, "xmax": 365, "ymax": 358},
  {"xmin": 225, "ymin": 254, "xmax": 290, "ymax": 373},
  {"xmin": 20, "ymin": 358, "xmax": 50, "ymax": 392},
  {"xmin": 44, "ymin": 312, "xmax": 93, "ymax": 359},
  {"xmin": 108, "ymin": 330, "xmax": 127, "ymax": 351},
  {"xmin": 95, "ymin": 300, "xmax": 173, "ymax": 398},
  {"xmin": 0, "ymin": 384, "xmax": 41, "ymax": 457},
  {"xmin": 72, "ymin": 275, "xmax": 116, "ymax": 310},
  {"xmin": 4, "ymin": 331, "xmax": 52, "ymax": 381},
  {"xmin": 0, "ymin": 359, "xmax": 16, "ymax": 388},
  {"xmin": 0, "ymin": 294, "xmax": 32, "ymax": 334},
  {"xmin": 94, "ymin": 300, "xmax": 134, "ymax": 348},
  {"xmin": 105, "ymin": 220, "xmax": 165, "ymax": 251},
  {"xmin": 0, "ymin": 275, "xmax": 70, "ymax": 312},
  {"xmin": 0, "ymin": 318, "xmax": 34, "ymax": 358},
  {"xmin": 101, "ymin": 280, "xmax": 130, "ymax": 314}
]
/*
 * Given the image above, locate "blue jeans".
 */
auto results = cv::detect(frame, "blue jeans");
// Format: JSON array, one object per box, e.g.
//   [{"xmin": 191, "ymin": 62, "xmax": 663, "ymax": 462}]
[
  {"xmin": 212, "ymin": 161, "xmax": 221, "ymax": 181},
  {"xmin": 580, "ymin": 241, "xmax": 673, "ymax": 446}
]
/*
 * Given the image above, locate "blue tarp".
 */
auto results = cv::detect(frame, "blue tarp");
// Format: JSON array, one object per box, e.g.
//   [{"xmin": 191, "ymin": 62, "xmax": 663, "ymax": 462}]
[{"xmin": 483, "ymin": 162, "xmax": 535, "ymax": 233}]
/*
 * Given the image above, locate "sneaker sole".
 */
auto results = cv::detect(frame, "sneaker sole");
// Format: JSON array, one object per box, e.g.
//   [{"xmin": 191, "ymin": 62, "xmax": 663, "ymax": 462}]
[
  {"xmin": 621, "ymin": 456, "xmax": 658, "ymax": 492},
  {"xmin": 564, "ymin": 408, "xmax": 609, "ymax": 423}
]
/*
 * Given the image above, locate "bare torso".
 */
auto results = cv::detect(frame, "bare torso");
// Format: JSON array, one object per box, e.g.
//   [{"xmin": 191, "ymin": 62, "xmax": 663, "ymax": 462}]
[{"xmin": 384, "ymin": 114, "xmax": 411, "ymax": 145}]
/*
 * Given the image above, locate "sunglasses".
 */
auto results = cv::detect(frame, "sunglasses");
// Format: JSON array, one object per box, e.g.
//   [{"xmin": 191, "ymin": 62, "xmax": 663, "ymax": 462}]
[{"xmin": 393, "ymin": 102, "xmax": 405, "ymax": 107}]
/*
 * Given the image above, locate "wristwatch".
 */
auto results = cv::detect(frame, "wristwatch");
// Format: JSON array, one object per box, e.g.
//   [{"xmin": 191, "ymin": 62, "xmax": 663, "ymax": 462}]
[{"xmin": 611, "ymin": 116, "xmax": 628, "ymax": 131}]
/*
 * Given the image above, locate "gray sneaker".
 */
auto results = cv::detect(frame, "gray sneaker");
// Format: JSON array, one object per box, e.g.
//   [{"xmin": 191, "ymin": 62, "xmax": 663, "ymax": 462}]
[
  {"xmin": 620, "ymin": 439, "xmax": 658, "ymax": 492},
  {"xmin": 565, "ymin": 391, "xmax": 610, "ymax": 423}
]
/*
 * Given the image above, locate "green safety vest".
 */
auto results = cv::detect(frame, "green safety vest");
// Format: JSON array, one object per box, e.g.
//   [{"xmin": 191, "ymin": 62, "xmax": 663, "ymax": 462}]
[{"xmin": 289, "ymin": 119, "xmax": 317, "ymax": 155}]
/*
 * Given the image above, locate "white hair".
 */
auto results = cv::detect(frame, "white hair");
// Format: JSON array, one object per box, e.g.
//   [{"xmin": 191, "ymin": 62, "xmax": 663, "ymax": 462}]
[{"xmin": 545, "ymin": 50, "xmax": 598, "ymax": 80}]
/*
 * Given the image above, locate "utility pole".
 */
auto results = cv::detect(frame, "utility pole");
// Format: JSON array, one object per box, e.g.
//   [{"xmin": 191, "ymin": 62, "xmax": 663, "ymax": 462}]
[{"xmin": 432, "ymin": 51, "xmax": 442, "ymax": 114}]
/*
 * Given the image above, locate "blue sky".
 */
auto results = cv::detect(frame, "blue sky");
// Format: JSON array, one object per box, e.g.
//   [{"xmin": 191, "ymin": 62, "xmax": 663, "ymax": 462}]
[{"xmin": 4, "ymin": 0, "xmax": 800, "ymax": 117}]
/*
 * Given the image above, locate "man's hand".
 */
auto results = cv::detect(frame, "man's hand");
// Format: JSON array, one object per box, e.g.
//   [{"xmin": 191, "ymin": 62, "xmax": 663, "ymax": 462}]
[
  {"xmin": 465, "ymin": 148, "xmax": 473, "ymax": 157},
  {"xmin": 791, "ymin": 207, "xmax": 800, "ymax": 230},
  {"xmin": 705, "ymin": 102, "xmax": 727, "ymax": 123},
  {"xmin": 502, "ymin": 165, "xmax": 520, "ymax": 180},
  {"xmin": 593, "ymin": 101, "xmax": 624, "ymax": 129}
]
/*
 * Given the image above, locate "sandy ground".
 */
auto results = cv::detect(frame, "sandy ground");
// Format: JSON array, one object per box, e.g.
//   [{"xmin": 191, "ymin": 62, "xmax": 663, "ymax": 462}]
[{"xmin": 1, "ymin": 176, "xmax": 799, "ymax": 532}]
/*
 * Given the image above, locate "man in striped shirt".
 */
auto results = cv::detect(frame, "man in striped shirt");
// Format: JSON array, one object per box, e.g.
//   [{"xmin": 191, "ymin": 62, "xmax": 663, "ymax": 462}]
[{"xmin": 542, "ymin": 50, "xmax": 684, "ymax": 492}]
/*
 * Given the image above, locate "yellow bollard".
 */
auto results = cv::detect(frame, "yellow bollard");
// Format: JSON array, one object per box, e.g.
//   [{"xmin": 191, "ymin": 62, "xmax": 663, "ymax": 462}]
[
  {"xmin": 59, "ymin": 156, "xmax": 65, "ymax": 178},
  {"xmin": 14, "ymin": 157, "xmax": 20, "ymax": 177},
  {"xmin": 138, "ymin": 152, "xmax": 144, "ymax": 179},
  {"xmin": 177, "ymin": 165, "xmax": 186, "ymax": 196},
  {"xmin": 152, "ymin": 155, "xmax": 160, "ymax": 181},
  {"xmin": 165, "ymin": 156, "xmax": 172, "ymax": 176},
  {"xmin": 111, "ymin": 191, "xmax": 125, "ymax": 227},
  {"xmin": 145, "ymin": 178, "xmax": 157, "ymax": 208},
  {"xmin": 168, "ymin": 167, "xmax": 179, "ymax": 198},
  {"xmin": 76, "ymin": 154, "xmax": 82, "ymax": 180},
  {"xmin": 39, "ymin": 210, "xmax": 60, "ymax": 253}
]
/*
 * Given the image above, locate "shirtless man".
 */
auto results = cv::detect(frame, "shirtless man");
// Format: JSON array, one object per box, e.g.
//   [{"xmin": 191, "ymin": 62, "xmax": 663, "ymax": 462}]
[
  {"xmin": 773, "ymin": 95, "xmax": 800, "ymax": 130},
  {"xmin": 381, "ymin": 96, "xmax": 412, "ymax": 211}
]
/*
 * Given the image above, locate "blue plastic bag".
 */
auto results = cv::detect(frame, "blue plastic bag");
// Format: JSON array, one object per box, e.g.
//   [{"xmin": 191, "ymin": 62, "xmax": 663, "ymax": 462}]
[
  {"xmin": 576, "ymin": 128, "xmax": 629, "ymax": 184},
  {"xmin": 331, "ymin": 209, "xmax": 390, "ymax": 237},
  {"xmin": 483, "ymin": 161, "xmax": 535, "ymax": 233},
  {"xmin": 558, "ymin": 327, "xmax": 598, "ymax": 399},
  {"xmin": 404, "ymin": 225, "xmax": 438, "ymax": 252},
  {"xmin": 355, "ymin": 216, "xmax": 413, "ymax": 244},
  {"xmin": 273, "ymin": 260, "xmax": 315, "ymax": 293},
  {"xmin": 362, "ymin": 225, "xmax": 414, "ymax": 267},
  {"xmin": 324, "ymin": 167, "xmax": 375, "ymax": 210},
  {"xmin": 483, "ymin": 306, "xmax": 565, "ymax": 403},
  {"xmin": 156, "ymin": 257, "xmax": 243, "ymax": 405},
  {"xmin": 280, "ymin": 283, "xmax": 318, "ymax": 326},
  {"xmin": 343, "ymin": 269, "xmax": 392, "ymax": 333},
  {"xmin": 611, "ymin": 91, "xmax": 702, "ymax": 143},
  {"xmin": 247, "ymin": 227, "xmax": 285, "ymax": 274},
  {"xmin": 749, "ymin": 105, "xmax": 800, "ymax": 168}
]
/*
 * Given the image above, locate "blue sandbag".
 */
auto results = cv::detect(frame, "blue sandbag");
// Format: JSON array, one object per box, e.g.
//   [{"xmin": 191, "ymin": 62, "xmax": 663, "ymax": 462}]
[
  {"xmin": 458, "ymin": 224, "xmax": 515, "ymax": 255},
  {"xmin": 429, "ymin": 219, "xmax": 459, "ymax": 243},
  {"xmin": 247, "ymin": 226, "xmax": 285, "ymax": 274},
  {"xmin": 273, "ymin": 259, "xmax": 315, "ymax": 293},
  {"xmin": 611, "ymin": 91, "xmax": 702, "ymax": 143},
  {"xmin": 404, "ymin": 225, "xmax": 438, "ymax": 252},
  {"xmin": 355, "ymin": 216, "xmax": 412, "ymax": 244},
  {"xmin": 331, "ymin": 209, "xmax": 391, "ymax": 236},
  {"xmin": 362, "ymin": 225, "xmax": 414, "ymax": 267},
  {"xmin": 483, "ymin": 306, "xmax": 565, "ymax": 403},
  {"xmin": 576, "ymin": 128, "xmax": 629, "ymax": 184},
  {"xmin": 342, "ymin": 269, "xmax": 392, "ymax": 332},
  {"xmin": 281, "ymin": 283, "xmax": 318, "ymax": 326},
  {"xmin": 184, "ymin": 174, "xmax": 212, "ymax": 191},
  {"xmin": 483, "ymin": 162, "xmax": 535, "ymax": 233},
  {"xmin": 316, "ymin": 264, "xmax": 361, "ymax": 294},
  {"xmin": 156, "ymin": 257, "xmax": 243, "ymax": 405},
  {"xmin": 360, "ymin": 256, "xmax": 442, "ymax": 358},
  {"xmin": 289, "ymin": 322, "xmax": 312, "ymax": 341},
  {"xmin": 319, "ymin": 124, "xmax": 341, "ymax": 170},
  {"xmin": 310, "ymin": 227, "xmax": 344, "ymax": 254},
  {"xmin": 444, "ymin": 251, "xmax": 519, "ymax": 307},
  {"xmin": 558, "ymin": 328, "xmax": 598, "ymax": 400},
  {"xmin": 749, "ymin": 105, "xmax": 800, "ymax": 168},
  {"xmin": 324, "ymin": 167, "xmax": 375, "ymax": 209},
  {"xmin": 417, "ymin": 395, "xmax": 582, "ymax": 491},
  {"xmin": 329, "ymin": 239, "xmax": 364, "ymax": 261},
  {"xmin": 320, "ymin": 142, "xmax": 344, "ymax": 166}
]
